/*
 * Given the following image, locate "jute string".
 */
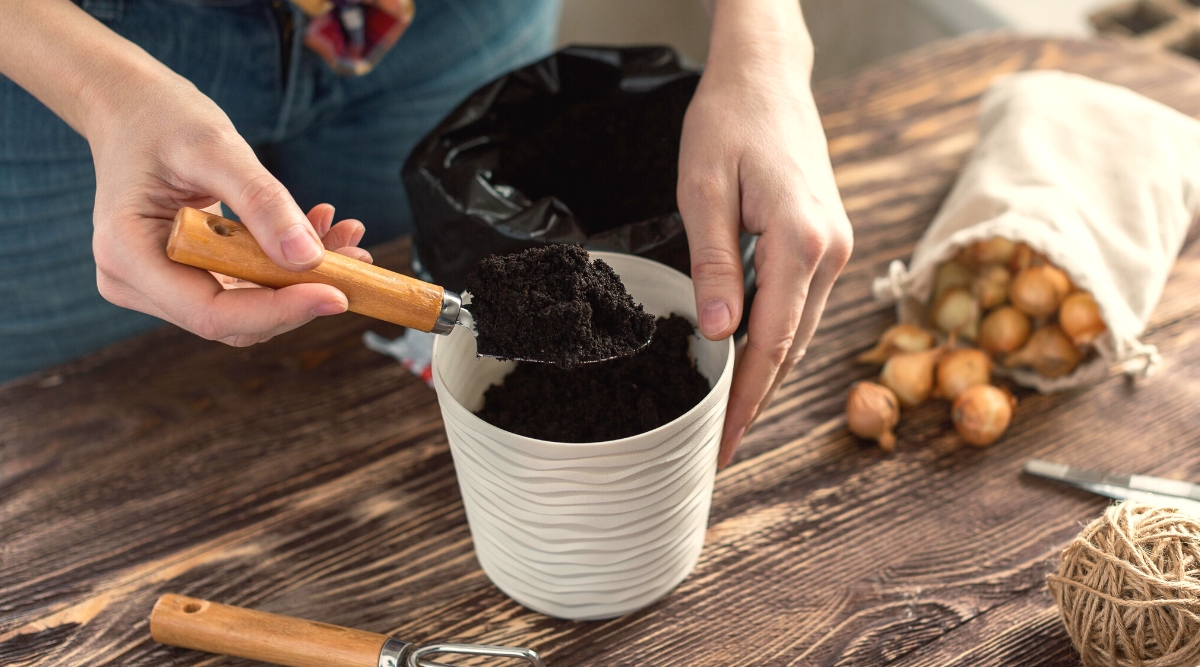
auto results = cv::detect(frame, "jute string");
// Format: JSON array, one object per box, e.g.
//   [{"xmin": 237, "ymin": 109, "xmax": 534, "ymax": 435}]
[{"xmin": 1047, "ymin": 502, "xmax": 1200, "ymax": 667}]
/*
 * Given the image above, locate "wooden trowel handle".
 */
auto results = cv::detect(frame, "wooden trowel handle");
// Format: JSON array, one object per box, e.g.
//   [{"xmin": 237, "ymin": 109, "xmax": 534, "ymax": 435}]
[
  {"xmin": 150, "ymin": 594, "xmax": 386, "ymax": 667},
  {"xmin": 168, "ymin": 207, "xmax": 445, "ymax": 332}
]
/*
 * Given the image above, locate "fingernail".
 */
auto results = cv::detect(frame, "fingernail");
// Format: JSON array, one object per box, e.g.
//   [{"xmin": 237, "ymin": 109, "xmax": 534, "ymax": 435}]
[
  {"xmin": 281, "ymin": 225, "xmax": 323, "ymax": 265},
  {"xmin": 700, "ymin": 300, "xmax": 732, "ymax": 337},
  {"xmin": 312, "ymin": 301, "xmax": 344, "ymax": 317}
]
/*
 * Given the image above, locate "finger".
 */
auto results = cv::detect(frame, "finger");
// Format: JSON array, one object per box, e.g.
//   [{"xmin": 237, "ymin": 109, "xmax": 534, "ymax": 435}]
[
  {"xmin": 718, "ymin": 223, "xmax": 819, "ymax": 467},
  {"xmin": 202, "ymin": 283, "xmax": 346, "ymax": 344},
  {"xmin": 307, "ymin": 203, "xmax": 335, "ymax": 237},
  {"xmin": 323, "ymin": 218, "xmax": 366, "ymax": 250},
  {"xmin": 332, "ymin": 246, "xmax": 373, "ymax": 264},
  {"xmin": 677, "ymin": 170, "xmax": 744, "ymax": 340},
  {"xmin": 748, "ymin": 249, "xmax": 848, "ymax": 430},
  {"xmin": 100, "ymin": 222, "xmax": 347, "ymax": 340},
  {"xmin": 171, "ymin": 266, "xmax": 346, "ymax": 339},
  {"xmin": 192, "ymin": 140, "xmax": 324, "ymax": 271}
]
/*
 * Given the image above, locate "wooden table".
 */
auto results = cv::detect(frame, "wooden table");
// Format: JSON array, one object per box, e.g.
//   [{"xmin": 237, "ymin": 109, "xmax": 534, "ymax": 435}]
[{"xmin": 4, "ymin": 35, "xmax": 1200, "ymax": 667}]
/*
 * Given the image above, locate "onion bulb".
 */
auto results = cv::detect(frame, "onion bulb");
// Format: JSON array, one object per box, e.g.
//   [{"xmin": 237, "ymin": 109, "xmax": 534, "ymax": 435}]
[
  {"xmin": 1059, "ymin": 291, "xmax": 1106, "ymax": 347},
  {"xmin": 961, "ymin": 237, "xmax": 1017, "ymax": 267},
  {"xmin": 934, "ymin": 261, "xmax": 974, "ymax": 302},
  {"xmin": 935, "ymin": 348, "xmax": 992, "ymax": 401},
  {"xmin": 1004, "ymin": 324, "xmax": 1083, "ymax": 378},
  {"xmin": 1009, "ymin": 265, "xmax": 1071, "ymax": 318},
  {"xmin": 857, "ymin": 324, "xmax": 936, "ymax": 365},
  {"xmin": 846, "ymin": 381, "xmax": 900, "ymax": 452},
  {"xmin": 931, "ymin": 288, "xmax": 981, "ymax": 341},
  {"xmin": 952, "ymin": 385, "xmax": 1016, "ymax": 447},
  {"xmin": 880, "ymin": 347, "xmax": 943, "ymax": 408},
  {"xmin": 978, "ymin": 306, "xmax": 1031, "ymax": 356},
  {"xmin": 971, "ymin": 264, "xmax": 1011, "ymax": 310}
]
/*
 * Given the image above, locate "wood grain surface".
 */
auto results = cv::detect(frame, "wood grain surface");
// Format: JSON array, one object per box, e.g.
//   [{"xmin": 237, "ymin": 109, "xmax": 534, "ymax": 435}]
[{"xmin": 4, "ymin": 35, "xmax": 1200, "ymax": 667}]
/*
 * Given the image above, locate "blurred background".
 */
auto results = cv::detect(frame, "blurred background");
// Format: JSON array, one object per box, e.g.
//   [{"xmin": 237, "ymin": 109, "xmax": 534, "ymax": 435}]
[{"xmin": 558, "ymin": 0, "xmax": 1141, "ymax": 81}]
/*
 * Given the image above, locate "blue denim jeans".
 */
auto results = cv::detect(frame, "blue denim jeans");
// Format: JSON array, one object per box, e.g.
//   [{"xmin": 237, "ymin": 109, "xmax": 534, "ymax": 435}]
[{"xmin": 0, "ymin": 0, "xmax": 558, "ymax": 382}]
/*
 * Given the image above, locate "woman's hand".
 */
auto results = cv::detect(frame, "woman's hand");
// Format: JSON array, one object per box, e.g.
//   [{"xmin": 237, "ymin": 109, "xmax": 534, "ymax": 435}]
[
  {"xmin": 679, "ymin": 0, "xmax": 853, "ymax": 467},
  {"xmin": 86, "ymin": 74, "xmax": 367, "ymax": 346},
  {"xmin": 204, "ymin": 203, "xmax": 373, "ymax": 343},
  {"xmin": 1, "ymin": 0, "xmax": 365, "ymax": 347}
]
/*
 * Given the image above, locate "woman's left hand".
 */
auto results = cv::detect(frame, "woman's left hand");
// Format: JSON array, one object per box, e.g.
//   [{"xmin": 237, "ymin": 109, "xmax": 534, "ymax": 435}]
[{"xmin": 678, "ymin": 0, "xmax": 853, "ymax": 467}]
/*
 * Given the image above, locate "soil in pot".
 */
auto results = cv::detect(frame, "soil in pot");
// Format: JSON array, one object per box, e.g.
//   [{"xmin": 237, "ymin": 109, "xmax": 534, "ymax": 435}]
[
  {"xmin": 465, "ymin": 244, "xmax": 656, "ymax": 367},
  {"xmin": 476, "ymin": 315, "xmax": 711, "ymax": 443}
]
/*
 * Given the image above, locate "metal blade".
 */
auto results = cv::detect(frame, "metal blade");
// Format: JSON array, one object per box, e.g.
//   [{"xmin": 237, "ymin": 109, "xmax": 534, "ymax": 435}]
[
  {"xmin": 1024, "ymin": 459, "xmax": 1200, "ymax": 515},
  {"xmin": 1025, "ymin": 459, "xmax": 1200, "ymax": 502}
]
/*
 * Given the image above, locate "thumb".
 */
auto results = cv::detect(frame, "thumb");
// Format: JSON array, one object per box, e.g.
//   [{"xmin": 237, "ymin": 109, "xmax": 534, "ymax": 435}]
[
  {"xmin": 198, "ymin": 143, "xmax": 324, "ymax": 271},
  {"xmin": 678, "ymin": 175, "xmax": 745, "ymax": 340}
]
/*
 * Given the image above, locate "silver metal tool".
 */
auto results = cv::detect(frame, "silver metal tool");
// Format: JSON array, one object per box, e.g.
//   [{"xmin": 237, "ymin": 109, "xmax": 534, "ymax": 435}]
[
  {"xmin": 168, "ymin": 207, "xmax": 647, "ymax": 365},
  {"xmin": 150, "ymin": 594, "xmax": 547, "ymax": 667},
  {"xmin": 1024, "ymin": 458, "xmax": 1200, "ymax": 515}
]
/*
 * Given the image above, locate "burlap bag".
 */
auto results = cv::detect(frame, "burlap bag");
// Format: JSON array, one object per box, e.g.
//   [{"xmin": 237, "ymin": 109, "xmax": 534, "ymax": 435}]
[{"xmin": 872, "ymin": 71, "xmax": 1200, "ymax": 392}]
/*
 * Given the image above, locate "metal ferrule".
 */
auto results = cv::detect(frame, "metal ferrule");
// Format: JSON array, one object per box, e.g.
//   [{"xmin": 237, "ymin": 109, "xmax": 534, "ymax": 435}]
[
  {"xmin": 379, "ymin": 637, "xmax": 412, "ymax": 667},
  {"xmin": 431, "ymin": 290, "xmax": 462, "ymax": 335}
]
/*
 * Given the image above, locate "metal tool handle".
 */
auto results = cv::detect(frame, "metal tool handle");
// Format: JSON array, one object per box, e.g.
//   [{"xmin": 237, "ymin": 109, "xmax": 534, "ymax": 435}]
[
  {"xmin": 150, "ymin": 594, "xmax": 392, "ymax": 667},
  {"xmin": 167, "ymin": 207, "xmax": 459, "ymax": 334}
]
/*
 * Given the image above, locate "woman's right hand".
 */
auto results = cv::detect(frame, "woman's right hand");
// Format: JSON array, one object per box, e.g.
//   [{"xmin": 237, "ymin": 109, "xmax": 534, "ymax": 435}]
[
  {"xmin": 86, "ymin": 72, "xmax": 371, "ymax": 346},
  {"xmin": 1, "ymin": 1, "xmax": 364, "ymax": 347}
]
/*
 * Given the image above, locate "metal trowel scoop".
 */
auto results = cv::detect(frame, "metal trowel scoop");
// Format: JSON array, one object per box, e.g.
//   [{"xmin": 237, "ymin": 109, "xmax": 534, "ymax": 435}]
[{"xmin": 169, "ymin": 208, "xmax": 646, "ymax": 364}]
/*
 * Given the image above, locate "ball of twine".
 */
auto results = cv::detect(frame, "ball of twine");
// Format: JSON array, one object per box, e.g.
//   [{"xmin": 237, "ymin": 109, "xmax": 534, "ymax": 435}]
[{"xmin": 1047, "ymin": 502, "xmax": 1200, "ymax": 667}]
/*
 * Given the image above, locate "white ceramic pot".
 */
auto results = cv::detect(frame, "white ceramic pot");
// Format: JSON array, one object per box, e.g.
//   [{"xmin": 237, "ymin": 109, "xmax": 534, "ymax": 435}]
[{"xmin": 431, "ymin": 251, "xmax": 734, "ymax": 620}]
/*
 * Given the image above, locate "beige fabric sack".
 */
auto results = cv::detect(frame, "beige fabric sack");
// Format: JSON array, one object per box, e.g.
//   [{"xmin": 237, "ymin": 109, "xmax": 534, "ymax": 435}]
[{"xmin": 872, "ymin": 71, "xmax": 1200, "ymax": 392}]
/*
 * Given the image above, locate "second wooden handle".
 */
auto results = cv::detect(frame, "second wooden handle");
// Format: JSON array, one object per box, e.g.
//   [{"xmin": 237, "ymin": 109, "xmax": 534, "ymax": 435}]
[
  {"xmin": 167, "ymin": 207, "xmax": 445, "ymax": 332},
  {"xmin": 150, "ymin": 594, "xmax": 386, "ymax": 667}
]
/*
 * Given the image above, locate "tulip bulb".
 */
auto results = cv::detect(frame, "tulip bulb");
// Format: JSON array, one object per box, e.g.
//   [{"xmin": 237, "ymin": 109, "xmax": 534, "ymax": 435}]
[
  {"xmin": 934, "ymin": 261, "xmax": 974, "ymax": 303},
  {"xmin": 935, "ymin": 348, "xmax": 992, "ymax": 401},
  {"xmin": 880, "ymin": 347, "xmax": 943, "ymax": 408},
  {"xmin": 1059, "ymin": 291, "xmax": 1106, "ymax": 347},
  {"xmin": 952, "ymin": 384, "xmax": 1016, "ymax": 447},
  {"xmin": 846, "ymin": 381, "xmax": 900, "ymax": 452},
  {"xmin": 971, "ymin": 264, "xmax": 1011, "ymax": 311},
  {"xmin": 932, "ymin": 288, "xmax": 981, "ymax": 341},
  {"xmin": 1008, "ymin": 243, "xmax": 1034, "ymax": 273},
  {"xmin": 1004, "ymin": 324, "xmax": 1083, "ymax": 378},
  {"xmin": 857, "ymin": 324, "xmax": 936, "ymax": 365},
  {"xmin": 978, "ymin": 306, "xmax": 1031, "ymax": 357},
  {"xmin": 1009, "ymin": 265, "xmax": 1071, "ymax": 318},
  {"xmin": 961, "ymin": 237, "xmax": 1017, "ymax": 267}
]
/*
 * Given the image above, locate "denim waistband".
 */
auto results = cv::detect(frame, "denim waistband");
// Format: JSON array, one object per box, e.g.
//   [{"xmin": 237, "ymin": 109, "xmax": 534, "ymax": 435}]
[{"xmin": 77, "ymin": 0, "xmax": 273, "ymax": 21}]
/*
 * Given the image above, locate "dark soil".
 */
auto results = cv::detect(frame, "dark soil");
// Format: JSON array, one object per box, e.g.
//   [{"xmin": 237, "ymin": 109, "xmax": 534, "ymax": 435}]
[
  {"xmin": 490, "ymin": 77, "xmax": 696, "ymax": 234},
  {"xmin": 476, "ymin": 315, "xmax": 711, "ymax": 442},
  {"xmin": 465, "ymin": 245, "xmax": 656, "ymax": 367}
]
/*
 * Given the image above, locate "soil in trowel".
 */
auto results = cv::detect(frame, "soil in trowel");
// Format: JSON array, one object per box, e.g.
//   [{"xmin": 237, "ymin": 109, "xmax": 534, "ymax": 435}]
[
  {"xmin": 464, "ymin": 244, "xmax": 655, "ymax": 367},
  {"xmin": 475, "ymin": 315, "xmax": 711, "ymax": 442}
]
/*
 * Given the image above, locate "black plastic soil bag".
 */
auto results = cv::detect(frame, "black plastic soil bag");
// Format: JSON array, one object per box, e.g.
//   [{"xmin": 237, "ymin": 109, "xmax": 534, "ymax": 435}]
[{"xmin": 403, "ymin": 45, "xmax": 756, "ymax": 333}]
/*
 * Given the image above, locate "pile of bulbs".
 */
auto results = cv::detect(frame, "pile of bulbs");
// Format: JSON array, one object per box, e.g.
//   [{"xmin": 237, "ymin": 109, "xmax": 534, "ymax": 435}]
[{"xmin": 846, "ymin": 238, "xmax": 1107, "ymax": 451}]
